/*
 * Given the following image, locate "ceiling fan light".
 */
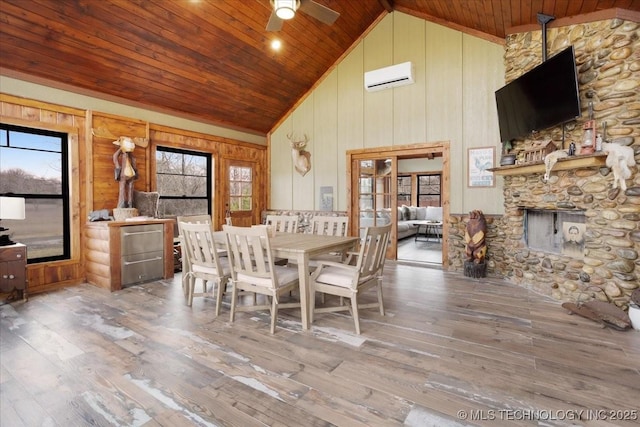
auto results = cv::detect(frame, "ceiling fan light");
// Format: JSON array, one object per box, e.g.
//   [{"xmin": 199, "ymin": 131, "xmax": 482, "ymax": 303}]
[{"xmin": 274, "ymin": 0, "xmax": 297, "ymax": 20}]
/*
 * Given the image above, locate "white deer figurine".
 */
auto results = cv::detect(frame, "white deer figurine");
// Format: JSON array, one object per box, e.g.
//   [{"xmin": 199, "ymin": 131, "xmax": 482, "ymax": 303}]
[
  {"xmin": 287, "ymin": 132, "xmax": 311, "ymax": 177},
  {"xmin": 602, "ymin": 142, "xmax": 636, "ymax": 191}
]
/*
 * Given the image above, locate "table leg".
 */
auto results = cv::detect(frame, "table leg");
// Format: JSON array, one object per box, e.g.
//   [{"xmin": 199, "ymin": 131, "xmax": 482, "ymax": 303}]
[{"xmin": 296, "ymin": 252, "xmax": 311, "ymax": 330}]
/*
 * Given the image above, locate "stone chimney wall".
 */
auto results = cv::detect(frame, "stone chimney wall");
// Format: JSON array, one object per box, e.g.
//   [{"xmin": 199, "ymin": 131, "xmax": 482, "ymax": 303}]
[{"xmin": 448, "ymin": 18, "xmax": 639, "ymax": 308}]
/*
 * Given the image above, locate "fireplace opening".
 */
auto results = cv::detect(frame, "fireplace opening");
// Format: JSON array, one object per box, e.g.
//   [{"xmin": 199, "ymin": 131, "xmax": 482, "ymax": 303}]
[{"xmin": 524, "ymin": 209, "xmax": 585, "ymax": 256}]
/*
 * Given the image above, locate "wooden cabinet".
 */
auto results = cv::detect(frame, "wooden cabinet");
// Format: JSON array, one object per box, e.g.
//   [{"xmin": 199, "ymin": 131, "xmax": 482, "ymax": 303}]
[
  {"xmin": 85, "ymin": 219, "xmax": 174, "ymax": 291},
  {"xmin": 0, "ymin": 243, "xmax": 27, "ymax": 300}
]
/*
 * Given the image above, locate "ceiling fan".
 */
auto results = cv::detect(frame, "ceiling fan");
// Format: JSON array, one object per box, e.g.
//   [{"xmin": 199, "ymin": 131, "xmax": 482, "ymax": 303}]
[{"xmin": 266, "ymin": 0, "xmax": 340, "ymax": 31}]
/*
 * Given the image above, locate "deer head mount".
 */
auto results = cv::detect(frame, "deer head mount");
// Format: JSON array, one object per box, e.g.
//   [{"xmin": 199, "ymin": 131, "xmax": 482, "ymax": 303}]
[
  {"xmin": 92, "ymin": 127, "xmax": 149, "ymax": 148},
  {"xmin": 287, "ymin": 132, "xmax": 311, "ymax": 177}
]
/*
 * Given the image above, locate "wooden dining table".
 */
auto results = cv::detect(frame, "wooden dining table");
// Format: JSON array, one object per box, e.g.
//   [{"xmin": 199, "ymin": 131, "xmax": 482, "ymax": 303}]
[
  {"xmin": 268, "ymin": 233, "xmax": 360, "ymax": 330},
  {"xmin": 215, "ymin": 229, "xmax": 359, "ymax": 330}
]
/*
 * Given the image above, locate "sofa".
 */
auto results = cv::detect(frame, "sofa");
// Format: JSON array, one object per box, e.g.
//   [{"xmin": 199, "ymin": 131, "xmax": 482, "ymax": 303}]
[{"xmin": 360, "ymin": 205, "xmax": 443, "ymax": 240}]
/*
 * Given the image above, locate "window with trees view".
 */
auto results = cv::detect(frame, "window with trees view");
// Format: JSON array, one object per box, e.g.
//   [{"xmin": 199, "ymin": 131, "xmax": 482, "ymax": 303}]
[
  {"xmin": 397, "ymin": 175, "xmax": 411, "ymax": 206},
  {"xmin": 156, "ymin": 147, "xmax": 211, "ymax": 217},
  {"xmin": 418, "ymin": 174, "xmax": 441, "ymax": 207},
  {"xmin": 229, "ymin": 166, "xmax": 252, "ymax": 211},
  {"xmin": 0, "ymin": 123, "xmax": 70, "ymax": 262}
]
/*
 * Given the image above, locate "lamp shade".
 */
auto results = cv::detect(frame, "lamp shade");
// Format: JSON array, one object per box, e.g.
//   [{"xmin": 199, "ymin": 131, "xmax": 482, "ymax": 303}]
[
  {"xmin": 274, "ymin": 0, "xmax": 298, "ymax": 20},
  {"xmin": 0, "ymin": 197, "xmax": 26, "ymax": 220}
]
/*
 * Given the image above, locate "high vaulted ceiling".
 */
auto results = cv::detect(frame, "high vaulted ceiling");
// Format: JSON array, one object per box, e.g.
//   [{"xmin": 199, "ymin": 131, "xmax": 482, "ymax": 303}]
[{"xmin": 1, "ymin": 0, "xmax": 638, "ymax": 136}]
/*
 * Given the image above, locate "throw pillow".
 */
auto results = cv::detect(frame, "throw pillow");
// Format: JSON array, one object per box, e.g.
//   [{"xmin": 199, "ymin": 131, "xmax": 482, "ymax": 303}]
[
  {"xmin": 401, "ymin": 205, "xmax": 410, "ymax": 221},
  {"xmin": 416, "ymin": 207, "xmax": 427, "ymax": 220},
  {"xmin": 426, "ymin": 206, "xmax": 443, "ymax": 222},
  {"xmin": 133, "ymin": 190, "xmax": 159, "ymax": 218},
  {"xmin": 397, "ymin": 207, "xmax": 404, "ymax": 221},
  {"xmin": 409, "ymin": 206, "xmax": 418, "ymax": 220}
]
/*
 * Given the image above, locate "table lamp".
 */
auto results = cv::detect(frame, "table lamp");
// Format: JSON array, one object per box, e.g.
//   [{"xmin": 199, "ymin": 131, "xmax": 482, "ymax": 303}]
[{"xmin": 0, "ymin": 196, "xmax": 26, "ymax": 246}]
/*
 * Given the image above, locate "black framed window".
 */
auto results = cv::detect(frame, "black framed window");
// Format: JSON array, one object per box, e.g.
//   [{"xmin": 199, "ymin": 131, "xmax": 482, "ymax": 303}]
[
  {"xmin": 417, "ymin": 174, "xmax": 441, "ymax": 207},
  {"xmin": 0, "ymin": 123, "xmax": 70, "ymax": 263},
  {"xmin": 156, "ymin": 146, "xmax": 211, "ymax": 217}
]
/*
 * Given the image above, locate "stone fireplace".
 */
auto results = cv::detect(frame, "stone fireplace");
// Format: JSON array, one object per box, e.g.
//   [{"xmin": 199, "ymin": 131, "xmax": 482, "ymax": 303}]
[{"xmin": 448, "ymin": 15, "xmax": 639, "ymax": 309}]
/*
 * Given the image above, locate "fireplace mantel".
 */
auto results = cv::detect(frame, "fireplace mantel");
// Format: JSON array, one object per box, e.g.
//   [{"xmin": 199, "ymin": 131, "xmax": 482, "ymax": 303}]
[{"xmin": 489, "ymin": 153, "xmax": 606, "ymax": 176}]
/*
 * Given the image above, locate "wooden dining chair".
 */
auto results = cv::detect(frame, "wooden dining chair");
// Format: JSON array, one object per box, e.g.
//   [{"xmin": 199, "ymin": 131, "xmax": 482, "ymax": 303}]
[
  {"xmin": 309, "ymin": 223, "xmax": 392, "ymax": 334},
  {"xmin": 177, "ymin": 214, "xmax": 213, "ymax": 295},
  {"xmin": 223, "ymin": 224, "xmax": 301, "ymax": 333},
  {"xmin": 310, "ymin": 216, "xmax": 349, "ymax": 236},
  {"xmin": 306, "ymin": 216, "xmax": 351, "ymax": 269},
  {"xmin": 265, "ymin": 214, "xmax": 299, "ymax": 233},
  {"xmin": 179, "ymin": 221, "xmax": 230, "ymax": 315}
]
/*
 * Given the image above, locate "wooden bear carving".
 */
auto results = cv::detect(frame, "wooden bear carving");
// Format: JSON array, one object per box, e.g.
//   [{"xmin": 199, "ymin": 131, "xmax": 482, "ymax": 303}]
[{"xmin": 464, "ymin": 209, "xmax": 487, "ymax": 264}]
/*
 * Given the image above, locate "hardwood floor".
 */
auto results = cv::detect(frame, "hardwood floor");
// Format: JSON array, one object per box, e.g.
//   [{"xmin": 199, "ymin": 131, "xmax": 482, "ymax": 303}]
[{"xmin": 1, "ymin": 265, "xmax": 638, "ymax": 426}]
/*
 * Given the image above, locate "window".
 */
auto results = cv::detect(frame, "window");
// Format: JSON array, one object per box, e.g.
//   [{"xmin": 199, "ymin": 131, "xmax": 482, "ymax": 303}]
[
  {"xmin": 397, "ymin": 175, "xmax": 411, "ymax": 206},
  {"xmin": 0, "ymin": 123, "xmax": 70, "ymax": 262},
  {"xmin": 417, "ymin": 174, "xmax": 441, "ymax": 207},
  {"xmin": 229, "ymin": 165, "xmax": 252, "ymax": 211},
  {"xmin": 156, "ymin": 147, "xmax": 211, "ymax": 217}
]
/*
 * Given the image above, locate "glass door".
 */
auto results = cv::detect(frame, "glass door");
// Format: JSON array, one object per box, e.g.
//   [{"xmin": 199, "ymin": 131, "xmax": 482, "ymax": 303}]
[{"xmin": 356, "ymin": 159, "xmax": 393, "ymax": 238}]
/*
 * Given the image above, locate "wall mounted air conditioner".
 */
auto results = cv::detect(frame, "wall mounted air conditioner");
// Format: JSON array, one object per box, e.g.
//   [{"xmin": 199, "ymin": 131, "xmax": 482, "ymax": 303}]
[{"xmin": 364, "ymin": 61, "xmax": 414, "ymax": 92}]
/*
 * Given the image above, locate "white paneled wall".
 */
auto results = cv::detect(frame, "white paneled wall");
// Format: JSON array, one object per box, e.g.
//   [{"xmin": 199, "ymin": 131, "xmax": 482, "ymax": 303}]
[{"xmin": 270, "ymin": 11, "xmax": 505, "ymax": 214}]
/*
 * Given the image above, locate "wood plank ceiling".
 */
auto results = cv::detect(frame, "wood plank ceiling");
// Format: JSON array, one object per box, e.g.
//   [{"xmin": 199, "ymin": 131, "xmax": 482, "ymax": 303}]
[{"xmin": 1, "ymin": 0, "xmax": 638, "ymax": 136}]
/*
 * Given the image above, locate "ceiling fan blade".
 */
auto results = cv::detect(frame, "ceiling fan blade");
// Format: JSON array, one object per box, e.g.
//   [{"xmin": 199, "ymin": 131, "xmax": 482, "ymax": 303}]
[
  {"xmin": 299, "ymin": 0, "xmax": 340, "ymax": 25},
  {"xmin": 266, "ymin": 9, "xmax": 283, "ymax": 31}
]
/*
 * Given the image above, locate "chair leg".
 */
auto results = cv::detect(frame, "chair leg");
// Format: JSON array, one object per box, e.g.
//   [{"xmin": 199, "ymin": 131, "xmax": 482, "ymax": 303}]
[
  {"xmin": 215, "ymin": 278, "xmax": 225, "ymax": 317},
  {"xmin": 377, "ymin": 280, "xmax": 385, "ymax": 316},
  {"xmin": 351, "ymin": 295, "xmax": 360, "ymax": 334},
  {"xmin": 183, "ymin": 272, "xmax": 190, "ymax": 298},
  {"xmin": 229, "ymin": 283, "xmax": 238, "ymax": 322},
  {"xmin": 270, "ymin": 296, "xmax": 278, "ymax": 334},
  {"xmin": 187, "ymin": 276, "xmax": 196, "ymax": 307}
]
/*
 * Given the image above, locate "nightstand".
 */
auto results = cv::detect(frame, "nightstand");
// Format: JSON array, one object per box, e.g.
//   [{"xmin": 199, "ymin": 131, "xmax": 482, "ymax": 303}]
[{"xmin": 0, "ymin": 243, "xmax": 27, "ymax": 301}]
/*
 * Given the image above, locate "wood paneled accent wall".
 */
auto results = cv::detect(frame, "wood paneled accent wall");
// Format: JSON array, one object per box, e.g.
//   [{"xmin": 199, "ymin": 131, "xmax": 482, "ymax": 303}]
[
  {"xmin": 1, "ymin": 94, "xmax": 267, "ymax": 293},
  {"xmin": 89, "ymin": 112, "xmax": 150, "ymax": 211}
]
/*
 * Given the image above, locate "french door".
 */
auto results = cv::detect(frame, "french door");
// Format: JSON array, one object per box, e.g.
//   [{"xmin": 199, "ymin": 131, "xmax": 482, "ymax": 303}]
[
  {"xmin": 351, "ymin": 158, "xmax": 396, "ymax": 257},
  {"xmin": 346, "ymin": 142, "xmax": 450, "ymax": 265}
]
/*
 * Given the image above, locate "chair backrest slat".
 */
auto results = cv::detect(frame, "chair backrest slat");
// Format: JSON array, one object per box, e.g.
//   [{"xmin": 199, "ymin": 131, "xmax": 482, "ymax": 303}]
[
  {"xmin": 265, "ymin": 215, "xmax": 298, "ymax": 233},
  {"xmin": 311, "ymin": 216, "xmax": 349, "ymax": 236}
]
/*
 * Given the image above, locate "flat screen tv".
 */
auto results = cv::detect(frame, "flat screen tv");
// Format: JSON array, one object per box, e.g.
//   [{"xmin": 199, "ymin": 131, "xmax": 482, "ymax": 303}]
[{"xmin": 495, "ymin": 46, "xmax": 581, "ymax": 143}]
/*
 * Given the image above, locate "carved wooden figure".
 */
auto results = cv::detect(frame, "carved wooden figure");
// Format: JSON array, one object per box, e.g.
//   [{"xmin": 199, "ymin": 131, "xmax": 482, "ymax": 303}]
[
  {"xmin": 92, "ymin": 127, "xmax": 148, "ymax": 209},
  {"xmin": 465, "ymin": 210, "xmax": 487, "ymax": 264}
]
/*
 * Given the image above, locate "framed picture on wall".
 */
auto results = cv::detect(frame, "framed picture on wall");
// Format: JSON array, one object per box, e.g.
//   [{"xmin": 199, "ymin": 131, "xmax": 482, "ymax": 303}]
[{"xmin": 468, "ymin": 146, "xmax": 495, "ymax": 187}]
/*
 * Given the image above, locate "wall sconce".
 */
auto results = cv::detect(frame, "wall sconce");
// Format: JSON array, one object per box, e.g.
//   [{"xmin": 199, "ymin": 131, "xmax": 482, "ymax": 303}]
[
  {"xmin": 273, "ymin": 0, "xmax": 299, "ymax": 20},
  {"xmin": 0, "ymin": 196, "xmax": 26, "ymax": 246}
]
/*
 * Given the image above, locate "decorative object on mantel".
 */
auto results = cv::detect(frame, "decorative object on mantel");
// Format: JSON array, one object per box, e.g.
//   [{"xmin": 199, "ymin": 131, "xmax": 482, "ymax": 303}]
[
  {"xmin": 580, "ymin": 119, "xmax": 596, "ymax": 155},
  {"xmin": 522, "ymin": 140, "xmax": 556, "ymax": 164},
  {"xmin": 287, "ymin": 132, "xmax": 311, "ymax": 177},
  {"xmin": 542, "ymin": 149, "xmax": 569, "ymax": 182},
  {"xmin": 463, "ymin": 210, "xmax": 487, "ymax": 278},
  {"xmin": 601, "ymin": 142, "xmax": 636, "ymax": 192}
]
